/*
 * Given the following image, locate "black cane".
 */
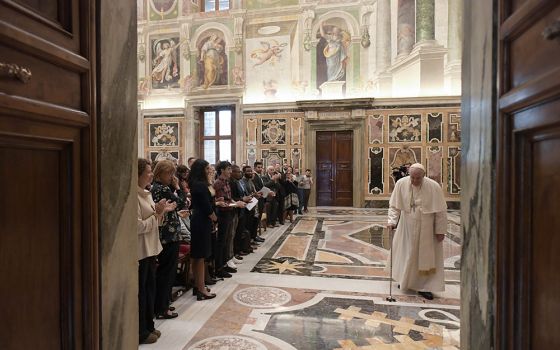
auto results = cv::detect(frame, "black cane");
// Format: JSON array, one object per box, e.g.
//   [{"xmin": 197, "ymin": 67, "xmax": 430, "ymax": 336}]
[{"xmin": 386, "ymin": 225, "xmax": 397, "ymax": 302}]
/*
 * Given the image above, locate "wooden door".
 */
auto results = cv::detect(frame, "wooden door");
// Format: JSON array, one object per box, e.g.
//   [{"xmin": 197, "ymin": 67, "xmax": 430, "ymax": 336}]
[
  {"xmin": 316, "ymin": 130, "xmax": 353, "ymax": 206},
  {"xmin": 497, "ymin": 1, "xmax": 560, "ymax": 348},
  {"xmin": 0, "ymin": 1, "xmax": 98, "ymax": 349}
]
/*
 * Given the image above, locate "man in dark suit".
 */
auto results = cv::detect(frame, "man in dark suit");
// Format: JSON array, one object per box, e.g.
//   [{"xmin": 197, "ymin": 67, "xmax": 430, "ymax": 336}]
[
  {"xmin": 253, "ymin": 161, "xmax": 268, "ymax": 229},
  {"xmin": 231, "ymin": 165, "xmax": 253, "ymax": 258},
  {"xmin": 242, "ymin": 165, "xmax": 263, "ymax": 244},
  {"xmin": 262, "ymin": 165, "xmax": 281, "ymax": 227}
]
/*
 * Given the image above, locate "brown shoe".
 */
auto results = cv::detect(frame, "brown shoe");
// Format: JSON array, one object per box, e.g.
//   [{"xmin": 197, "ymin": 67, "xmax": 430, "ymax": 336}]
[
  {"xmin": 141, "ymin": 333, "xmax": 158, "ymax": 344},
  {"xmin": 152, "ymin": 329, "xmax": 161, "ymax": 338}
]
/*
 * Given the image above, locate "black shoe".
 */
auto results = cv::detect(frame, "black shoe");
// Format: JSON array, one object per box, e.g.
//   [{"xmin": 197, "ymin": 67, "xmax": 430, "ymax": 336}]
[
  {"xmin": 418, "ymin": 291, "xmax": 434, "ymax": 300},
  {"xmin": 234, "ymin": 255, "xmax": 243, "ymax": 260},
  {"xmin": 168, "ymin": 306, "xmax": 175, "ymax": 311},
  {"xmin": 224, "ymin": 266, "xmax": 237, "ymax": 273},
  {"xmin": 397, "ymin": 284, "xmax": 400, "ymax": 289},
  {"xmin": 156, "ymin": 311, "xmax": 178, "ymax": 319},
  {"xmin": 254, "ymin": 236, "xmax": 265, "ymax": 242},
  {"xmin": 205, "ymin": 278, "xmax": 217, "ymax": 285},
  {"xmin": 216, "ymin": 270, "xmax": 232, "ymax": 278},
  {"xmin": 196, "ymin": 290, "xmax": 216, "ymax": 301},
  {"xmin": 192, "ymin": 286, "xmax": 211, "ymax": 296}
]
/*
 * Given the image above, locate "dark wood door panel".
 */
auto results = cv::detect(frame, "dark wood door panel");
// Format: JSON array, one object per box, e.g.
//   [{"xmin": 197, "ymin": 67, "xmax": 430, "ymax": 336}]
[
  {"xmin": 316, "ymin": 131, "xmax": 333, "ymax": 161},
  {"xmin": 0, "ymin": 128, "xmax": 81, "ymax": 350},
  {"xmin": 0, "ymin": 145, "xmax": 63, "ymax": 349},
  {"xmin": 317, "ymin": 162, "xmax": 333, "ymax": 205},
  {"xmin": 316, "ymin": 130, "xmax": 353, "ymax": 206},
  {"xmin": 0, "ymin": 43, "xmax": 83, "ymax": 109},
  {"xmin": 507, "ymin": 4, "xmax": 560, "ymax": 91},
  {"xmin": 334, "ymin": 131, "xmax": 352, "ymax": 206},
  {"xmin": 530, "ymin": 130, "xmax": 560, "ymax": 349},
  {"xmin": 509, "ymin": 0, "xmax": 528, "ymax": 14},
  {"xmin": 0, "ymin": 0, "xmax": 80, "ymax": 51},
  {"xmin": 498, "ymin": 1, "xmax": 560, "ymax": 346},
  {"xmin": 0, "ymin": 0, "xmax": 97, "ymax": 348}
]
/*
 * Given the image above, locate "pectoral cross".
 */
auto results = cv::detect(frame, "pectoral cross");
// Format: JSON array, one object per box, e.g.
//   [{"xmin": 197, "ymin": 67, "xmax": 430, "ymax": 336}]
[{"xmin": 410, "ymin": 184, "xmax": 419, "ymax": 212}]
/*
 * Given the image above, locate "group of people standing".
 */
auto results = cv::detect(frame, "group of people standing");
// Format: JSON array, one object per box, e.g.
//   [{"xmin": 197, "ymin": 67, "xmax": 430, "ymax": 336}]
[
  {"xmin": 136, "ymin": 156, "xmax": 312, "ymax": 344},
  {"xmin": 258, "ymin": 162, "xmax": 313, "ymax": 227},
  {"xmin": 136, "ymin": 154, "xmax": 448, "ymax": 344}
]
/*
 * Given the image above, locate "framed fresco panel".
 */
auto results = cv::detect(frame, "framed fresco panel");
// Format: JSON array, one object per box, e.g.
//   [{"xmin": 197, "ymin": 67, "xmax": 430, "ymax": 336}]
[
  {"xmin": 148, "ymin": 122, "xmax": 180, "ymax": 147},
  {"xmin": 148, "ymin": 150, "xmax": 181, "ymax": 163},
  {"xmin": 388, "ymin": 114, "xmax": 422, "ymax": 142},
  {"xmin": 261, "ymin": 118, "xmax": 287, "ymax": 145},
  {"xmin": 151, "ymin": 36, "xmax": 181, "ymax": 89},
  {"xmin": 149, "ymin": 0, "xmax": 178, "ymax": 20},
  {"xmin": 447, "ymin": 113, "xmax": 462, "ymax": 143},
  {"xmin": 196, "ymin": 31, "xmax": 228, "ymax": 89}
]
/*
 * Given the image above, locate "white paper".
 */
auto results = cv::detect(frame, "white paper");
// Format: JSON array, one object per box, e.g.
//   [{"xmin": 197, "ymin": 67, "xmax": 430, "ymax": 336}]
[
  {"xmin": 246, "ymin": 197, "xmax": 258, "ymax": 211},
  {"xmin": 260, "ymin": 186, "xmax": 271, "ymax": 198}
]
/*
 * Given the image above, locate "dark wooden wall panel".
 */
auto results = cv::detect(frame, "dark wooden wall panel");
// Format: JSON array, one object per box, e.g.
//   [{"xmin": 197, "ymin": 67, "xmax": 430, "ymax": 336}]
[
  {"xmin": 0, "ymin": 0, "xmax": 98, "ymax": 348},
  {"xmin": 0, "ymin": 147, "xmax": 62, "ymax": 349},
  {"xmin": 531, "ymin": 132, "xmax": 560, "ymax": 349},
  {"xmin": 497, "ymin": 0, "xmax": 560, "ymax": 349}
]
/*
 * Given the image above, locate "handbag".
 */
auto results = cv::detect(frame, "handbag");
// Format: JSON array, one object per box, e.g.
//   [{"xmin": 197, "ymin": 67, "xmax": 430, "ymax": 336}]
[
  {"xmin": 284, "ymin": 192, "xmax": 299, "ymax": 210},
  {"xmin": 179, "ymin": 217, "xmax": 191, "ymax": 242}
]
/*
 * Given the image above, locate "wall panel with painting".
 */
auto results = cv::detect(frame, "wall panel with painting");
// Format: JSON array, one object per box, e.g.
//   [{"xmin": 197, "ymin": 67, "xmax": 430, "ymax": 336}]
[
  {"xmin": 143, "ymin": 113, "xmax": 186, "ymax": 164},
  {"xmin": 364, "ymin": 107, "xmax": 461, "ymax": 206},
  {"xmin": 242, "ymin": 112, "xmax": 305, "ymax": 170}
]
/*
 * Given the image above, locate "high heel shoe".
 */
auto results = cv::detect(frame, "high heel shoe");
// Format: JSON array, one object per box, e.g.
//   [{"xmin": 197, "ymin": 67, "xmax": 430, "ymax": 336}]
[
  {"xmin": 196, "ymin": 290, "xmax": 216, "ymax": 301},
  {"xmin": 192, "ymin": 286, "xmax": 211, "ymax": 296}
]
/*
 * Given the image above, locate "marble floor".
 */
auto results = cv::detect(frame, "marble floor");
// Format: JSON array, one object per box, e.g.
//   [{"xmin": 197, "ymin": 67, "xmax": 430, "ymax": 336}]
[{"xmin": 140, "ymin": 207, "xmax": 461, "ymax": 350}]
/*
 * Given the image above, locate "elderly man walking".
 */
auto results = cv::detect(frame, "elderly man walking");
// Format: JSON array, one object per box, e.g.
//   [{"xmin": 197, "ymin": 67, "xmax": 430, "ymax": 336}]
[{"xmin": 386, "ymin": 163, "xmax": 447, "ymax": 300}]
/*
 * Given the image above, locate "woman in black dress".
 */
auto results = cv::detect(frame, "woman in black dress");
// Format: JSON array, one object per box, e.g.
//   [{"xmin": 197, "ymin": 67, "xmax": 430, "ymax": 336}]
[{"xmin": 187, "ymin": 159, "xmax": 217, "ymax": 300}]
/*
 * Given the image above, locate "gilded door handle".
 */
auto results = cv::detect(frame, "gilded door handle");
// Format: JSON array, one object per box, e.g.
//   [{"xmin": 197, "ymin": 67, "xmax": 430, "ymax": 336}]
[
  {"xmin": 542, "ymin": 18, "xmax": 560, "ymax": 41},
  {"xmin": 0, "ymin": 62, "xmax": 32, "ymax": 83}
]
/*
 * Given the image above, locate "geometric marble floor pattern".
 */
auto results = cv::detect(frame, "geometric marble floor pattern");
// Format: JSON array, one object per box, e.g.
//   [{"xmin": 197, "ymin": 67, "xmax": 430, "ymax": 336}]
[
  {"xmin": 252, "ymin": 208, "xmax": 461, "ymax": 285},
  {"xmin": 139, "ymin": 207, "xmax": 461, "ymax": 350}
]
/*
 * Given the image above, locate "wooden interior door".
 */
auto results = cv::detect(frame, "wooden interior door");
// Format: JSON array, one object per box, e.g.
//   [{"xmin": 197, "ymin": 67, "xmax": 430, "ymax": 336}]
[
  {"xmin": 316, "ymin": 130, "xmax": 353, "ymax": 206},
  {"xmin": 497, "ymin": 1, "xmax": 560, "ymax": 348},
  {"xmin": 0, "ymin": 1, "xmax": 98, "ymax": 349}
]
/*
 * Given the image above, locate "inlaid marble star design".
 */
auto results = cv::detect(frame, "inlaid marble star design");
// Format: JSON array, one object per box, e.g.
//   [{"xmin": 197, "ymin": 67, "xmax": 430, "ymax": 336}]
[{"xmin": 261, "ymin": 260, "xmax": 306, "ymax": 274}]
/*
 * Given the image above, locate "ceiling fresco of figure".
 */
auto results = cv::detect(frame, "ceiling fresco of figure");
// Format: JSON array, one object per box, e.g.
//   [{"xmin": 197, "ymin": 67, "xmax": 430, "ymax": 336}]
[
  {"xmin": 137, "ymin": 0, "xmax": 462, "ymax": 101},
  {"xmin": 315, "ymin": 19, "xmax": 351, "ymax": 93}
]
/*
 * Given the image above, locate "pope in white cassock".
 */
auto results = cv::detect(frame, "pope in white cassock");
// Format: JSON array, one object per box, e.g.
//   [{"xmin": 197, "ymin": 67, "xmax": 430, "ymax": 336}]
[{"xmin": 387, "ymin": 163, "xmax": 447, "ymax": 300}]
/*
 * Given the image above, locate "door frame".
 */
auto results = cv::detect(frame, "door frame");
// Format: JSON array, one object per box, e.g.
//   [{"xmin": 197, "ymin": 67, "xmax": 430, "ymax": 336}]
[{"xmin": 305, "ymin": 118, "xmax": 364, "ymax": 207}]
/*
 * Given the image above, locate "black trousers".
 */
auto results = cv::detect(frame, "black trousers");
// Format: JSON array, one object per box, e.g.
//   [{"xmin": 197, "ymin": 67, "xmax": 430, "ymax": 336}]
[
  {"xmin": 276, "ymin": 196, "xmax": 285, "ymax": 224},
  {"xmin": 154, "ymin": 241, "xmax": 179, "ymax": 315},
  {"xmin": 216, "ymin": 210, "xmax": 234, "ymax": 270},
  {"xmin": 234, "ymin": 209, "xmax": 247, "ymax": 254},
  {"xmin": 139, "ymin": 256, "xmax": 157, "ymax": 341},
  {"xmin": 266, "ymin": 198, "xmax": 278, "ymax": 226},
  {"xmin": 246, "ymin": 210, "xmax": 259, "ymax": 240},
  {"xmin": 303, "ymin": 189, "xmax": 311, "ymax": 210}
]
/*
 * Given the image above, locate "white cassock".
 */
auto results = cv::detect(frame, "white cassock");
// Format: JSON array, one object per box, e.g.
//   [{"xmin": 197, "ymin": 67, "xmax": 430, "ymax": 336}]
[{"xmin": 388, "ymin": 176, "xmax": 447, "ymax": 292}]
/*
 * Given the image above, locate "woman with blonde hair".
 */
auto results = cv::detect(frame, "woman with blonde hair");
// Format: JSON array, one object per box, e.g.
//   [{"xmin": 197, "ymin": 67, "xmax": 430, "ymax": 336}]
[
  {"xmin": 137, "ymin": 158, "xmax": 176, "ymax": 344},
  {"xmin": 151, "ymin": 160, "xmax": 188, "ymax": 318}
]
